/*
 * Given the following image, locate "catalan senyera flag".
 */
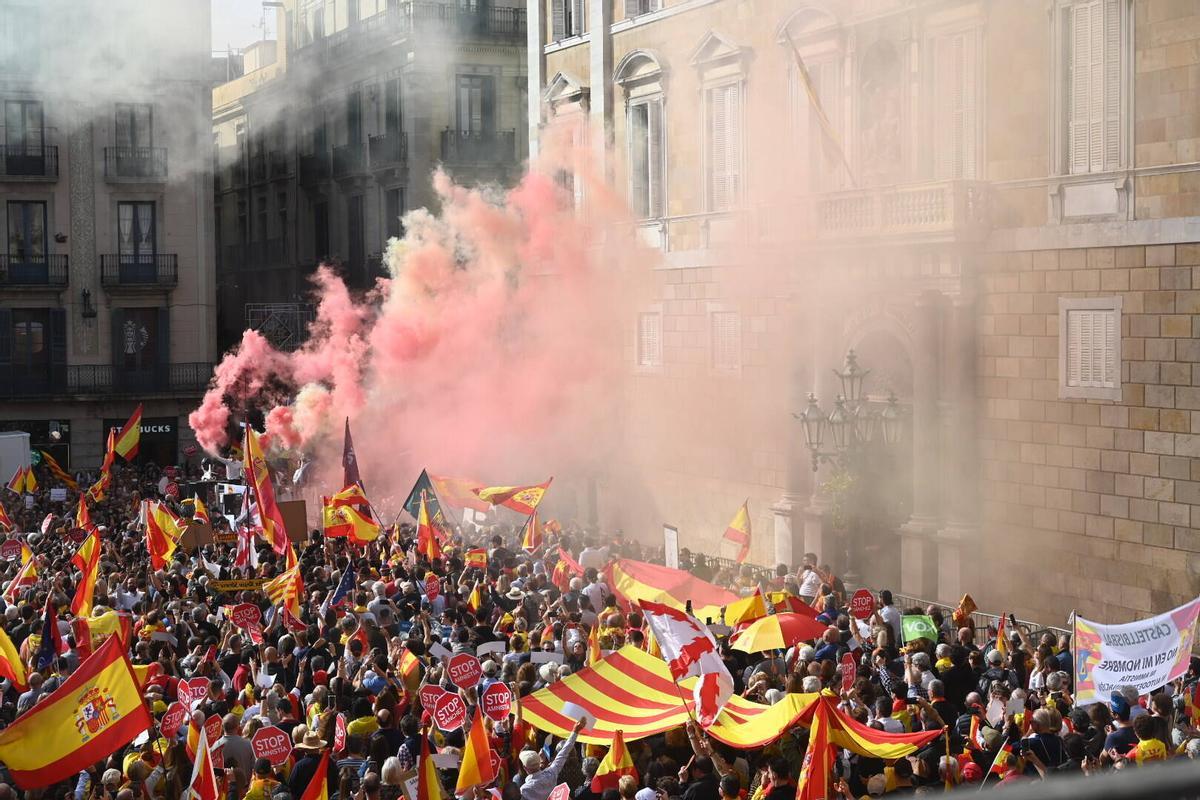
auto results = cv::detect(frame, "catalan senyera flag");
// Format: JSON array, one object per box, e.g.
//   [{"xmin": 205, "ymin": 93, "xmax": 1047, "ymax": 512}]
[
  {"xmin": 192, "ymin": 493, "xmax": 211, "ymax": 525},
  {"xmin": 265, "ymin": 563, "xmax": 304, "ymax": 618},
  {"xmin": 590, "ymin": 729, "xmax": 636, "ymax": 792},
  {"xmin": 0, "ymin": 502, "xmax": 13, "ymax": 532},
  {"xmin": 416, "ymin": 494, "xmax": 442, "ymax": 562},
  {"xmin": 473, "ymin": 478, "xmax": 553, "ymax": 516},
  {"xmin": 185, "ymin": 725, "xmax": 220, "ymax": 800},
  {"xmin": 0, "ymin": 634, "xmax": 152, "ymax": 789},
  {"xmin": 464, "ymin": 548, "xmax": 487, "ymax": 570},
  {"xmin": 721, "ymin": 500, "xmax": 751, "ymax": 563},
  {"xmin": 322, "ymin": 500, "xmax": 382, "ymax": 545},
  {"xmin": 112, "ymin": 404, "xmax": 143, "ymax": 460},
  {"xmin": 952, "ymin": 593, "xmax": 978, "ymax": 628},
  {"xmin": 70, "ymin": 528, "xmax": 102, "ymax": 617},
  {"xmin": 784, "ymin": 34, "xmax": 857, "ymax": 188},
  {"xmin": 145, "ymin": 500, "xmax": 184, "ymax": 571},
  {"xmin": 5, "ymin": 466, "xmax": 26, "ymax": 494},
  {"xmin": 723, "ymin": 587, "xmax": 768, "ymax": 628},
  {"xmin": 416, "ymin": 727, "xmax": 442, "ymax": 800},
  {"xmin": 795, "ymin": 701, "xmax": 833, "ymax": 800},
  {"xmin": 299, "ymin": 750, "xmax": 330, "ymax": 800},
  {"xmin": 456, "ymin": 705, "xmax": 497, "ymax": 793},
  {"xmin": 243, "ymin": 425, "xmax": 290, "ymax": 556},
  {"xmin": 603, "ymin": 559, "xmax": 739, "ymax": 626},
  {"xmin": 87, "ymin": 430, "xmax": 117, "ymax": 503},
  {"xmin": 520, "ymin": 510, "xmax": 543, "ymax": 553},
  {"xmin": 0, "ymin": 626, "xmax": 28, "ymax": 691},
  {"xmin": 38, "ymin": 450, "xmax": 77, "ymax": 491}
]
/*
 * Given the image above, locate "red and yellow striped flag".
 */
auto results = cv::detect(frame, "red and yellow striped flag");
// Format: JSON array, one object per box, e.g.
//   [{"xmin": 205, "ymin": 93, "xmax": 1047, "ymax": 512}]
[
  {"xmin": 113, "ymin": 404, "xmax": 143, "ymax": 460},
  {"xmin": 192, "ymin": 493, "xmax": 210, "ymax": 525},
  {"xmin": 473, "ymin": 478, "xmax": 553, "ymax": 515},
  {"xmin": 416, "ymin": 727, "xmax": 442, "ymax": 800},
  {"xmin": 416, "ymin": 494, "xmax": 441, "ymax": 562},
  {"xmin": 146, "ymin": 500, "xmax": 184, "ymax": 570},
  {"xmin": 0, "ymin": 634, "xmax": 151, "ymax": 788},
  {"xmin": 587, "ymin": 622, "xmax": 602, "ymax": 667},
  {"xmin": 591, "ymin": 729, "xmax": 636, "ymax": 792},
  {"xmin": 322, "ymin": 502, "xmax": 382, "ymax": 545},
  {"xmin": 0, "ymin": 626, "xmax": 27, "ymax": 691},
  {"xmin": 724, "ymin": 587, "xmax": 768, "ymax": 628},
  {"xmin": 87, "ymin": 431, "xmax": 116, "ymax": 503},
  {"xmin": 466, "ymin": 581, "xmax": 484, "ymax": 615},
  {"xmin": 185, "ymin": 726, "xmax": 220, "ymax": 800},
  {"xmin": 2, "ymin": 545, "xmax": 36, "ymax": 602},
  {"xmin": 5, "ymin": 466, "xmax": 26, "ymax": 494},
  {"xmin": 796, "ymin": 701, "xmax": 834, "ymax": 800},
  {"xmin": 265, "ymin": 563, "xmax": 304, "ymax": 618},
  {"xmin": 0, "ymin": 502, "xmax": 13, "ymax": 531},
  {"xmin": 243, "ymin": 425, "xmax": 291, "ymax": 556},
  {"xmin": 520, "ymin": 511, "xmax": 543, "ymax": 553},
  {"xmin": 721, "ymin": 500, "xmax": 751, "ymax": 563},
  {"xmin": 399, "ymin": 648, "xmax": 422, "ymax": 693},
  {"xmin": 75, "ymin": 498, "xmax": 95, "ymax": 533},
  {"xmin": 38, "ymin": 451, "xmax": 77, "ymax": 491},
  {"xmin": 455, "ymin": 706, "xmax": 497, "ymax": 794},
  {"xmin": 70, "ymin": 529, "xmax": 101, "ymax": 617},
  {"xmin": 299, "ymin": 751, "xmax": 330, "ymax": 800},
  {"xmin": 464, "ymin": 548, "xmax": 487, "ymax": 570}
]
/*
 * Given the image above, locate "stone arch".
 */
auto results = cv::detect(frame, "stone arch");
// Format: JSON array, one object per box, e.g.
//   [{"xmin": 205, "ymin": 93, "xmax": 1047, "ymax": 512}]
[
  {"xmin": 613, "ymin": 49, "xmax": 666, "ymax": 88},
  {"xmin": 774, "ymin": 2, "xmax": 840, "ymax": 44}
]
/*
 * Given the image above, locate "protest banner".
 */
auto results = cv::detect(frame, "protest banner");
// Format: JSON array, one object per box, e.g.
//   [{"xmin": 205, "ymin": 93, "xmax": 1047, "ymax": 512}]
[
  {"xmin": 1073, "ymin": 597, "xmax": 1200, "ymax": 704},
  {"xmin": 210, "ymin": 579, "xmax": 268, "ymax": 592}
]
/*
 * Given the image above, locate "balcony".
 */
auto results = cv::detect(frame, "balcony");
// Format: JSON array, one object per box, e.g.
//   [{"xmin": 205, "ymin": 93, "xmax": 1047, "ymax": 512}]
[
  {"xmin": 296, "ymin": 2, "xmax": 526, "ymax": 59},
  {"xmin": 299, "ymin": 152, "xmax": 330, "ymax": 185},
  {"xmin": 0, "ymin": 145, "xmax": 58, "ymax": 180},
  {"xmin": 810, "ymin": 180, "xmax": 990, "ymax": 243},
  {"xmin": 440, "ymin": 129, "xmax": 516, "ymax": 164},
  {"xmin": 0, "ymin": 254, "xmax": 68, "ymax": 287},
  {"xmin": 1, "ymin": 362, "xmax": 213, "ymax": 398},
  {"xmin": 369, "ymin": 132, "xmax": 408, "ymax": 169},
  {"xmin": 332, "ymin": 143, "xmax": 367, "ymax": 178},
  {"xmin": 104, "ymin": 146, "xmax": 168, "ymax": 180},
  {"xmin": 99, "ymin": 254, "xmax": 178, "ymax": 287}
]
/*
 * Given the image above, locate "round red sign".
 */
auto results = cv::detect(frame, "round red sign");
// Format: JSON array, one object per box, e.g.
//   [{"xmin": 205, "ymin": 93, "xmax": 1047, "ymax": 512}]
[
  {"xmin": 160, "ymin": 701, "xmax": 189, "ymax": 739},
  {"xmin": 229, "ymin": 603, "xmax": 262, "ymax": 630},
  {"xmin": 849, "ymin": 589, "xmax": 876, "ymax": 620},
  {"xmin": 204, "ymin": 713, "xmax": 223, "ymax": 744},
  {"xmin": 333, "ymin": 713, "xmax": 347, "ymax": 752},
  {"xmin": 448, "ymin": 653, "xmax": 483, "ymax": 689},
  {"xmin": 419, "ymin": 684, "xmax": 449, "ymax": 711},
  {"xmin": 548, "ymin": 784, "xmax": 571, "ymax": 800},
  {"xmin": 840, "ymin": 652, "xmax": 857, "ymax": 692},
  {"xmin": 433, "ymin": 692, "xmax": 467, "ymax": 731},
  {"xmin": 425, "ymin": 574, "xmax": 441, "ymax": 600},
  {"xmin": 252, "ymin": 725, "xmax": 293, "ymax": 766},
  {"xmin": 481, "ymin": 682, "xmax": 513, "ymax": 722},
  {"xmin": 178, "ymin": 676, "xmax": 211, "ymax": 708},
  {"xmin": 0, "ymin": 540, "xmax": 21, "ymax": 561}
]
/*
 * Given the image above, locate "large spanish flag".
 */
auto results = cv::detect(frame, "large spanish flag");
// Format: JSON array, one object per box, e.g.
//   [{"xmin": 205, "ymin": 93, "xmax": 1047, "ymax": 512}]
[
  {"xmin": 455, "ymin": 706, "xmax": 496, "ymax": 794},
  {"xmin": 70, "ymin": 529, "xmax": 102, "ymax": 617},
  {"xmin": 416, "ymin": 727, "xmax": 442, "ymax": 800},
  {"xmin": 185, "ymin": 726, "xmax": 220, "ymax": 800},
  {"xmin": 145, "ymin": 500, "xmax": 184, "ymax": 570},
  {"xmin": 113, "ymin": 404, "xmax": 143, "ymax": 460},
  {"xmin": 0, "ymin": 634, "xmax": 151, "ymax": 788},
  {"xmin": 796, "ymin": 700, "xmax": 833, "ymax": 800},
  {"xmin": 603, "ymin": 559, "xmax": 739, "ymax": 625},
  {"xmin": 429, "ymin": 474, "xmax": 491, "ymax": 512},
  {"xmin": 243, "ymin": 425, "xmax": 291, "ymax": 556},
  {"xmin": 299, "ymin": 751, "xmax": 330, "ymax": 800},
  {"xmin": 0, "ymin": 626, "xmax": 27, "ymax": 691},
  {"xmin": 416, "ymin": 494, "xmax": 442, "ymax": 562},
  {"xmin": 322, "ymin": 500, "xmax": 382, "ymax": 545},
  {"xmin": 591, "ymin": 729, "xmax": 637, "ymax": 791},
  {"xmin": 473, "ymin": 478, "xmax": 553, "ymax": 515}
]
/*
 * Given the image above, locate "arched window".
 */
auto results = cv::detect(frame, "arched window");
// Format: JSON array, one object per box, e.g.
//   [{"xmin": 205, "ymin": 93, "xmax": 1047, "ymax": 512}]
[
  {"xmin": 777, "ymin": 5, "xmax": 846, "ymax": 191},
  {"xmin": 615, "ymin": 51, "xmax": 666, "ymax": 219}
]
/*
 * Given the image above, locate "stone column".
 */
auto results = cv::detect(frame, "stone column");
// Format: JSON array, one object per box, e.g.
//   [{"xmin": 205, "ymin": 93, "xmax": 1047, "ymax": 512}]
[
  {"xmin": 898, "ymin": 290, "xmax": 942, "ymax": 600},
  {"xmin": 526, "ymin": 0, "xmax": 545, "ymax": 160},
  {"xmin": 938, "ymin": 290, "xmax": 979, "ymax": 604},
  {"xmin": 588, "ymin": 0, "xmax": 612, "ymax": 181},
  {"xmin": 802, "ymin": 302, "xmax": 837, "ymax": 570},
  {"xmin": 69, "ymin": 113, "xmax": 98, "ymax": 357}
]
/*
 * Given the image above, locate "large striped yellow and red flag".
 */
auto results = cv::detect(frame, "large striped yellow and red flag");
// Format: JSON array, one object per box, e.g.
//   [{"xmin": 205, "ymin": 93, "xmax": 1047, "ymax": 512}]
[
  {"xmin": 185, "ymin": 725, "xmax": 220, "ymax": 800},
  {"xmin": 416, "ymin": 494, "xmax": 442, "ymax": 562},
  {"xmin": 0, "ymin": 634, "xmax": 151, "ymax": 788},
  {"xmin": 299, "ymin": 750, "xmax": 330, "ymax": 800},
  {"xmin": 70, "ymin": 528, "xmax": 102, "ymax": 617},
  {"xmin": 591, "ymin": 729, "xmax": 637, "ymax": 791},
  {"xmin": 473, "ymin": 478, "xmax": 553, "ymax": 515},
  {"xmin": 520, "ymin": 510, "xmax": 543, "ymax": 553},
  {"xmin": 0, "ymin": 625, "xmax": 27, "ymax": 691},
  {"xmin": 796, "ymin": 700, "xmax": 833, "ymax": 800},
  {"xmin": 265, "ymin": 562, "xmax": 304, "ymax": 618},
  {"xmin": 243, "ymin": 425, "xmax": 291, "ymax": 556},
  {"xmin": 455, "ymin": 706, "xmax": 497, "ymax": 794},
  {"xmin": 416, "ymin": 727, "xmax": 442, "ymax": 800},
  {"xmin": 38, "ymin": 450, "xmax": 77, "ymax": 490},
  {"xmin": 721, "ymin": 500, "xmax": 751, "ymax": 563},
  {"xmin": 145, "ymin": 500, "xmax": 184, "ymax": 570},
  {"xmin": 112, "ymin": 404, "xmax": 143, "ymax": 460},
  {"xmin": 322, "ymin": 501, "xmax": 382, "ymax": 545}
]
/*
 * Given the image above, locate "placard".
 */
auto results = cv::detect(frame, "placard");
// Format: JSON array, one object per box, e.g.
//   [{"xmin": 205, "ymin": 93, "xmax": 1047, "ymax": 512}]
[
  {"xmin": 481, "ymin": 682, "xmax": 513, "ymax": 722},
  {"xmin": 530, "ymin": 651, "xmax": 563, "ymax": 665},
  {"xmin": 476, "ymin": 641, "xmax": 507, "ymax": 657},
  {"xmin": 251, "ymin": 725, "xmax": 293, "ymax": 766},
  {"xmin": 210, "ymin": 579, "xmax": 268, "ymax": 592},
  {"xmin": 433, "ymin": 692, "xmax": 467, "ymax": 731},
  {"xmin": 559, "ymin": 701, "xmax": 595, "ymax": 729},
  {"xmin": 428, "ymin": 642, "xmax": 452, "ymax": 661},
  {"xmin": 840, "ymin": 652, "xmax": 856, "ymax": 693},
  {"xmin": 431, "ymin": 753, "xmax": 462, "ymax": 769},
  {"xmin": 49, "ymin": 488, "xmax": 67, "ymax": 502},
  {"xmin": 160, "ymin": 702, "xmax": 189, "ymax": 739},
  {"xmin": 663, "ymin": 525, "xmax": 679, "ymax": 570},
  {"xmin": 849, "ymin": 589, "xmax": 875, "ymax": 620},
  {"xmin": 229, "ymin": 603, "xmax": 262, "ymax": 629},
  {"xmin": 204, "ymin": 714, "xmax": 223, "ymax": 745},
  {"xmin": 425, "ymin": 574, "xmax": 440, "ymax": 600},
  {"xmin": 0, "ymin": 540, "xmax": 21, "ymax": 561},
  {"xmin": 333, "ymin": 713, "xmax": 347, "ymax": 751},
  {"xmin": 178, "ymin": 677, "xmax": 211, "ymax": 708},
  {"xmin": 419, "ymin": 684, "xmax": 449, "ymax": 710},
  {"xmin": 448, "ymin": 653, "xmax": 483, "ymax": 689}
]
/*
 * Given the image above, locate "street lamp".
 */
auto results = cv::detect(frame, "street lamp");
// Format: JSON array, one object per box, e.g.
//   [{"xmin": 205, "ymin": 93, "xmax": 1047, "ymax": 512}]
[
  {"xmin": 880, "ymin": 391, "xmax": 902, "ymax": 446},
  {"xmin": 796, "ymin": 351, "xmax": 902, "ymax": 471},
  {"xmin": 796, "ymin": 393, "xmax": 826, "ymax": 472},
  {"xmin": 828, "ymin": 396, "xmax": 851, "ymax": 450},
  {"xmin": 834, "ymin": 349, "xmax": 868, "ymax": 408}
]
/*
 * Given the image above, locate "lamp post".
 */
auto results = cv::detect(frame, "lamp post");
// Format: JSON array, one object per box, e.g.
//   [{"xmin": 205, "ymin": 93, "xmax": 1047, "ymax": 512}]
[{"xmin": 793, "ymin": 350, "xmax": 904, "ymax": 587}]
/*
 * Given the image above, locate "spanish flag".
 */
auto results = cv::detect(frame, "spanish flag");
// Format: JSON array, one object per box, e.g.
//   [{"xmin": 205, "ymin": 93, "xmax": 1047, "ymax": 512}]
[
  {"xmin": 724, "ymin": 587, "xmax": 768, "ymax": 628},
  {"xmin": 520, "ymin": 511, "xmax": 543, "ymax": 553},
  {"xmin": 466, "ymin": 581, "xmax": 484, "ymax": 615},
  {"xmin": 113, "ymin": 404, "xmax": 143, "ymax": 460},
  {"xmin": 465, "ymin": 547, "xmax": 487, "ymax": 570},
  {"xmin": 796, "ymin": 702, "xmax": 834, "ymax": 800},
  {"xmin": 299, "ymin": 750, "xmax": 330, "ymax": 800},
  {"xmin": 473, "ymin": 478, "xmax": 553, "ymax": 515},
  {"xmin": 322, "ymin": 501, "xmax": 382, "ymax": 545},
  {"xmin": 722, "ymin": 500, "xmax": 751, "ymax": 563},
  {"xmin": 38, "ymin": 450, "xmax": 77, "ymax": 490},
  {"xmin": 192, "ymin": 493, "xmax": 211, "ymax": 525},
  {"xmin": 325, "ymin": 483, "xmax": 371, "ymax": 509},
  {"xmin": 416, "ymin": 494, "xmax": 441, "ymax": 562},
  {"xmin": 185, "ymin": 725, "xmax": 220, "ymax": 800},
  {"xmin": 75, "ymin": 498, "xmax": 95, "ymax": 533},
  {"xmin": 0, "ymin": 626, "xmax": 28, "ymax": 691},
  {"xmin": 70, "ymin": 529, "xmax": 101, "ymax": 617},
  {"xmin": 455, "ymin": 705, "xmax": 497, "ymax": 794},
  {"xmin": 3, "ymin": 544, "xmax": 36, "ymax": 602},
  {"xmin": 591, "ymin": 729, "xmax": 636, "ymax": 791},
  {"xmin": 996, "ymin": 612, "xmax": 1009, "ymax": 657},
  {"xmin": 87, "ymin": 431, "xmax": 117, "ymax": 503},
  {"xmin": 399, "ymin": 648, "xmax": 422, "ymax": 693},
  {"xmin": 145, "ymin": 500, "xmax": 184, "ymax": 570},
  {"xmin": 429, "ymin": 474, "xmax": 491, "ymax": 512},
  {"xmin": 0, "ymin": 502, "xmax": 13, "ymax": 531},
  {"xmin": 416, "ymin": 727, "xmax": 442, "ymax": 800},
  {"xmin": 71, "ymin": 610, "xmax": 132, "ymax": 660},
  {"xmin": 587, "ymin": 622, "xmax": 602, "ymax": 666},
  {"xmin": 243, "ymin": 425, "xmax": 291, "ymax": 556},
  {"xmin": 0, "ymin": 634, "xmax": 151, "ymax": 789}
]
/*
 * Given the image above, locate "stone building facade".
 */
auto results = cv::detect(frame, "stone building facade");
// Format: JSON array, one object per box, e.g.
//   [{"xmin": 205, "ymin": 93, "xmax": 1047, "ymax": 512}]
[{"xmin": 530, "ymin": 0, "xmax": 1200, "ymax": 624}]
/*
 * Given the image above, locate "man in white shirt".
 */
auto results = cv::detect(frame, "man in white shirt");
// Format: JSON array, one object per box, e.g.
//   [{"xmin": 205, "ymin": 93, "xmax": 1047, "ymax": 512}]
[
  {"xmin": 578, "ymin": 542, "xmax": 609, "ymax": 571},
  {"xmin": 878, "ymin": 589, "xmax": 902, "ymax": 645},
  {"xmin": 797, "ymin": 565, "xmax": 822, "ymax": 604},
  {"xmin": 582, "ymin": 570, "xmax": 609, "ymax": 613}
]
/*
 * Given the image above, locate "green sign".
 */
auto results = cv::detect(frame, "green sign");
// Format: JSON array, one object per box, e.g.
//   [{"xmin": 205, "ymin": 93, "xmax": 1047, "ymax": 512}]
[{"xmin": 901, "ymin": 615, "xmax": 938, "ymax": 643}]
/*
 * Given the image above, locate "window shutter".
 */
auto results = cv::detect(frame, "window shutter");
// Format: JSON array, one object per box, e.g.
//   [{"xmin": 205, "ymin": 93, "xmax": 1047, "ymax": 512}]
[
  {"xmin": 726, "ymin": 84, "xmax": 742, "ymax": 205},
  {"xmin": 110, "ymin": 308, "xmax": 125, "ymax": 369},
  {"xmin": 1101, "ymin": 308, "xmax": 1117, "ymax": 387},
  {"xmin": 708, "ymin": 86, "xmax": 728, "ymax": 210},
  {"xmin": 648, "ymin": 99, "xmax": 664, "ymax": 218},
  {"xmin": 712, "ymin": 311, "xmax": 741, "ymax": 371},
  {"xmin": 1067, "ymin": 3, "xmax": 1092, "ymax": 175},
  {"xmin": 1066, "ymin": 310, "xmax": 1082, "ymax": 386},
  {"xmin": 570, "ymin": 0, "xmax": 584, "ymax": 34},
  {"xmin": 1102, "ymin": 0, "xmax": 1121, "ymax": 170},
  {"xmin": 933, "ymin": 35, "xmax": 960, "ymax": 180},
  {"xmin": 48, "ymin": 308, "xmax": 65, "ymax": 393},
  {"xmin": 1086, "ymin": 2, "xmax": 1104, "ymax": 173},
  {"xmin": 551, "ymin": 0, "xmax": 565, "ymax": 40},
  {"xmin": 637, "ymin": 313, "xmax": 661, "ymax": 367},
  {"xmin": 629, "ymin": 104, "xmax": 649, "ymax": 218}
]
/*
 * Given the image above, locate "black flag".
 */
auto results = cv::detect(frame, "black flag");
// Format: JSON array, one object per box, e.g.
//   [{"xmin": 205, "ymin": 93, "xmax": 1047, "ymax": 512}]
[{"xmin": 342, "ymin": 417, "xmax": 362, "ymax": 489}]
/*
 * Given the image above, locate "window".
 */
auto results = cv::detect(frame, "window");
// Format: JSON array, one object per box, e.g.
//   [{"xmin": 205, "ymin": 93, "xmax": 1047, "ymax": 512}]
[
  {"xmin": 346, "ymin": 90, "xmax": 362, "ymax": 147},
  {"xmin": 1061, "ymin": 0, "xmax": 1124, "ymax": 174},
  {"xmin": 711, "ymin": 310, "xmax": 741, "ymax": 372},
  {"xmin": 313, "ymin": 201, "xmax": 329, "ymax": 260},
  {"xmin": 348, "ymin": 195, "xmax": 364, "ymax": 284},
  {"xmin": 118, "ymin": 202, "xmax": 156, "ymax": 260},
  {"xmin": 636, "ymin": 312, "xmax": 662, "ymax": 368},
  {"xmin": 931, "ymin": 30, "xmax": 979, "ymax": 179},
  {"xmin": 115, "ymin": 103, "xmax": 153, "ymax": 151},
  {"xmin": 385, "ymin": 187, "xmax": 404, "ymax": 240},
  {"xmin": 625, "ymin": 0, "xmax": 660, "ymax": 18},
  {"xmin": 551, "ymin": 0, "xmax": 585, "ymax": 39},
  {"xmin": 384, "ymin": 77, "xmax": 402, "ymax": 136},
  {"xmin": 7, "ymin": 201, "xmax": 46, "ymax": 264},
  {"xmin": 5, "ymin": 100, "xmax": 43, "ymax": 155},
  {"xmin": 705, "ymin": 82, "xmax": 743, "ymax": 211},
  {"xmin": 628, "ymin": 99, "xmax": 664, "ymax": 219},
  {"xmin": 1059, "ymin": 296, "xmax": 1121, "ymax": 400},
  {"xmin": 11, "ymin": 309, "xmax": 48, "ymax": 377},
  {"xmin": 256, "ymin": 197, "xmax": 268, "ymax": 242},
  {"xmin": 456, "ymin": 76, "xmax": 496, "ymax": 134}
]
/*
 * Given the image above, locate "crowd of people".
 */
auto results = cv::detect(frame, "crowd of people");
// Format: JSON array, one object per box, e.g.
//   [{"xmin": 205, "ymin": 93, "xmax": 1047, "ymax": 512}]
[{"xmin": 0, "ymin": 453, "xmax": 1197, "ymax": 800}]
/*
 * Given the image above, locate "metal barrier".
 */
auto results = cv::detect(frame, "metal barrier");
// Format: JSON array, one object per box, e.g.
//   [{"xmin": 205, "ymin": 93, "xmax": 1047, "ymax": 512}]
[
  {"xmin": 892, "ymin": 592, "xmax": 1072, "ymax": 645},
  {"xmin": 986, "ymin": 756, "xmax": 1200, "ymax": 800}
]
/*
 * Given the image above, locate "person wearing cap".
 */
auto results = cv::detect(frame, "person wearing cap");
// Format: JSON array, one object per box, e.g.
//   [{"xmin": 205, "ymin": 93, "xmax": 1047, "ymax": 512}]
[
  {"xmin": 1104, "ymin": 691, "xmax": 1138, "ymax": 753},
  {"xmin": 519, "ymin": 717, "xmax": 585, "ymax": 800}
]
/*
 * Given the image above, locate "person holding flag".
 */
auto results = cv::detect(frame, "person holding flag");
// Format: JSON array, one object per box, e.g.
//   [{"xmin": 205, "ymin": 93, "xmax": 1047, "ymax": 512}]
[{"xmin": 519, "ymin": 718, "xmax": 585, "ymax": 800}]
